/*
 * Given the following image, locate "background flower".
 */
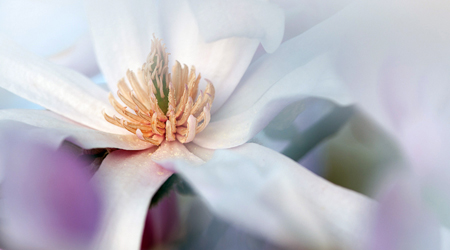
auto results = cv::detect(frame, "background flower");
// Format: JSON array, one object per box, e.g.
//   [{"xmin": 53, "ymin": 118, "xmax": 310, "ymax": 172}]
[
  {"xmin": 298, "ymin": 0, "xmax": 450, "ymax": 248},
  {"xmin": 0, "ymin": 123, "xmax": 103, "ymax": 250}
]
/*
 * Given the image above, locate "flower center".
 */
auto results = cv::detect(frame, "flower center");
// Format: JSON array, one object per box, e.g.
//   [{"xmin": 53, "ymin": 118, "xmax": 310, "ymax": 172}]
[{"xmin": 103, "ymin": 36, "xmax": 215, "ymax": 146}]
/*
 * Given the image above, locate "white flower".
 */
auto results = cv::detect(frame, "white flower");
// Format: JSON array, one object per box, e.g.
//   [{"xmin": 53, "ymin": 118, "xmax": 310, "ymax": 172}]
[{"xmin": 0, "ymin": 0, "xmax": 374, "ymax": 249}]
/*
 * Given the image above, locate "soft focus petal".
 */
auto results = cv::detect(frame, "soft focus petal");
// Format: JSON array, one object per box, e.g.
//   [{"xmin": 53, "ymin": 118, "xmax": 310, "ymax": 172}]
[
  {"xmin": 334, "ymin": 0, "xmax": 450, "ymax": 136},
  {"xmin": 195, "ymin": 54, "xmax": 351, "ymax": 149},
  {"xmin": 1, "ymin": 135, "xmax": 102, "ymax": 250},
  {"xmin": 86, "ymin": 0, "xmax": 160, "ymax": 92},
  {"xmin": 156, "ymin": 143, "xmax": 374, "ymax": 249},
  {"xmin": 159, "ymin": 0, "xmax": 260, "ymax": 112},
  {"xmin": 0, "ymin": 110, "xmax": 152, "ymax": 150},
  {"xmin": 187, "ymin": 0, "xmax": 284, "ymax": 53},
  {"xmin": 0, "ymin": 0, "xmax": 88, "ymax": 57},
  {"xmin": 368, "ymin": 177, "xmax": 441, "ymax": 250},
  {"xmin": 441, "ymin": 227, "xmax": 450, "ymax": 250},
  {"xmin": 90, "ymin": 148, "xmax": 172, "ymax": 250},
  {"xmin": 0, "ymin": 37, "xmax": 126, "ymax": 134},
  {"xmin": 421, "ymin": 170, "xmax": 450, "ymax": 229}
]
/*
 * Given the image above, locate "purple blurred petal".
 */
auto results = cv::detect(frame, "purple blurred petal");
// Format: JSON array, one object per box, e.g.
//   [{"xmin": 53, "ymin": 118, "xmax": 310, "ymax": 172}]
[
  {"xmin": 1, "ymin": 134, "xmax": 102, "ymax": 249},
  {"xmin": 369, "ymin": 177, "xmax": 440, "ymax": 250}
]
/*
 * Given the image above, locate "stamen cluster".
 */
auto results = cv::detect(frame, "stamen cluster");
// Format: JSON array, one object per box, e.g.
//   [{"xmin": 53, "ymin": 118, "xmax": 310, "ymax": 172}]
[{"xmin": 104, "ymin": 37, "xmax": 215, "ymax": 146}]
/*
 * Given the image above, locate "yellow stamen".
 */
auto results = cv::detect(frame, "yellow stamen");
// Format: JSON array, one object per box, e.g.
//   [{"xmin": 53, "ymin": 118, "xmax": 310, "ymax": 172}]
[{"xmin": 103, "ymin": 36, "xmax": 215, "ymax": 146}]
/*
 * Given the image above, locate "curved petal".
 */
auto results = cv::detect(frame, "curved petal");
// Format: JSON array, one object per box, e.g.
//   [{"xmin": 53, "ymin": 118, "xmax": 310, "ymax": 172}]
[
  {"xmin": 250, "ymin": 0, "xmax": 356, "ymax": 63},
  {"xmin": 273, "ymin": 0, "xmax": 354, "ymax": 42},
  {"xmin": 187, "ymin": 0, "xmax": 285, "ymax": 53},
  {"xmin": 159, "ymin": 0, "xmax": 260, "ymax": 113},
  {"xmin": 0, "ymin": 0, "xmax": 88, "ymax": 57},
  {"xmin": 0, "ymin": 37, "xmax": 126, "ymax": 134},
  {"xmin": 195, "ymin": 54, "xmax": 351, "ymax": 149},
  {"xmin": 1, "ymin": 136, "xmax": 102, "ymax": 250},
  {"xmin": 0, "ymin": 88, "xmax": 43, "ymax": 109},
  {"xmin": 90, "ymin": 148, "xmax": 172, "ymax": 250},
  {"xmin": 0, "ymin": 109, "xmax": 151, "ymax": 150},
  {"xmin": 49, "ymin": 33, "xmax": 100, "ymax": 78},
  {"xmin": 249, "ymin": 99, "xmax": 337, "ymax": 153},
  {"xmin": 86, "ymin": 0, "xmax": 160, "ymax": 92},
  {"xmin": 155, "ymin": 143, "xmax": 375, "ymax": 249}
]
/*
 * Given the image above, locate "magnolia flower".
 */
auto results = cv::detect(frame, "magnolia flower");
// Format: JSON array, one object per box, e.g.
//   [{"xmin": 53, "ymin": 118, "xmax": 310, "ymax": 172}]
[
  {"xmin": 0, "ymin": 0, "xmax": 374, "ymax": 249},
  {"xmin": 314, "ymin": 0, "xmax": 450, "ymax": 248}
]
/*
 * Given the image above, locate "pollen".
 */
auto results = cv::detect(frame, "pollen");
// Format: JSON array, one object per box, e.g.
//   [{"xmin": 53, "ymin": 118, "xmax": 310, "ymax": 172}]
[{"xmin": 103, "ymin": 36, "xmax": 215, "ymax": 146}]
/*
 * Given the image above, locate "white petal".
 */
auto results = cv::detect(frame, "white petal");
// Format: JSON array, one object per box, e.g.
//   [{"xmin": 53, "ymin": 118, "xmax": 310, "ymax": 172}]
[
  {"xmin": 0, "ymin": 0, "xmax": 88, "ymax": 57},
  {"xmin": 195, "ymin": 54, "xmax": 351, "ymax": 149},
  {"xmin": 49, "ymin": 33, "xmax": 100, "ymax": 77},
  {"xmin": 90, "ymin": 148, "xmax": 172, "ymax": 250},
  {"xmin": 159, "ymin": 0, "xmax": 260, "ymax": 112},
  {"xmin": 156, "ymin": 143, "xmax": 375, "ymax": 249},
  {"xmin": 151, "ymin": 140, "xmax": 204, "ymax": 166},
  {"xmin": 184, "ymin": 142, "xmax": 215, "ymax": 162},
  {"xmin": 187, "ymin": 0, "xmax": 285, "ymax": 53},
  {"xmin": 0, "ymin": 37, "xmax": 126, "ymax": 134},
  {"xmin": 86, "ymin": 0, "xmax": 160, "ymax": 92},
  {"xmin": 0, "ymin": 109, "xmax": 152, "ymax": 150},
  {"xmin": 273, "ymin": 0, "xmax": 354, "ymax": 42}
]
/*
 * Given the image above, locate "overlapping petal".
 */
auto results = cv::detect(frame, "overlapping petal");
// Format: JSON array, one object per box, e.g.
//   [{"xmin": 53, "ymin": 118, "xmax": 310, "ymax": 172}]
[
  {"xmin": 0, "ymin": 88, "xmax": 42, "ymax": 109},
  {"xmin": 194, "ymin": 54, "xmax": 351, "ymax": 149},
  {"xmin": 273, "ymin": 0, "xmax": 355, "ymax": 42},
  {"xmin": 187, "ymin": 0, "xmax": 285, "ymax": 53},
  {"xmin": 86, "ymin": 0, "xmax": 160, "ymax": 92},
  {"xmin": 90, "ymin": 148, "xmax": 172, "ymax": 250},
  {"xmin": 156, "ymin": 143, "xmax": 374, "ymax": 249},
  {"xmin": 49, "ymin": 33, "xmax": 100, "ymax": 77},
  {"xmin": 159, "ymin": 0, "xmax": 261, "ymax": 112},
  {"xmin": 0, "ymin": 109, "xmax": 151, "ymax": 150},
  {"xmin": 0, "ymin": 37, "xmax": 125, "ymax": 134}
]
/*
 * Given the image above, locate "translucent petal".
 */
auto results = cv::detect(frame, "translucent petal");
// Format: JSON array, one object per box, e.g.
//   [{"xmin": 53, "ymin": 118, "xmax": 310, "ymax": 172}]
[
  {"xmin": 156, "ymin": 143, "xmax": 374, "ymax": 249},
  {"xmin": 0, "ymin": 37, "xmax": 125, "ymax": 134},
  {"xmin": 90, "ymin": 148, "xmax": 172, "ymax": 250}
]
